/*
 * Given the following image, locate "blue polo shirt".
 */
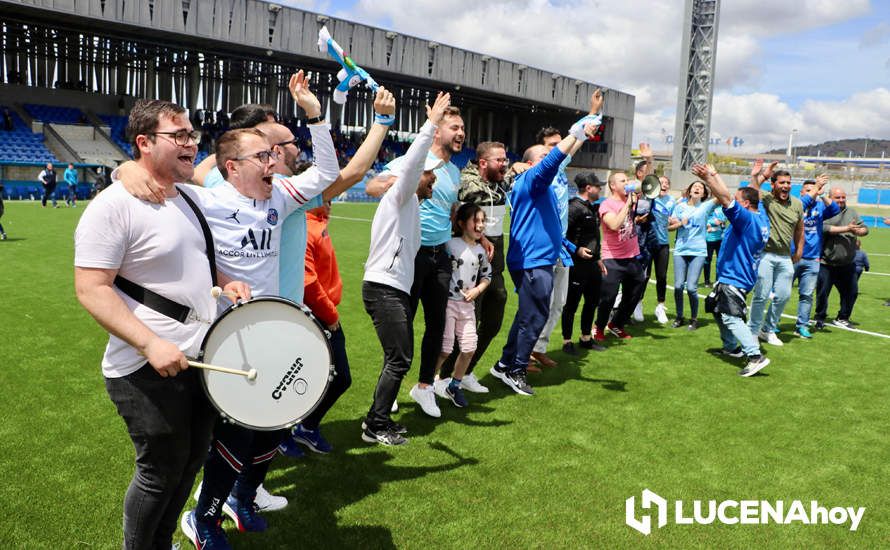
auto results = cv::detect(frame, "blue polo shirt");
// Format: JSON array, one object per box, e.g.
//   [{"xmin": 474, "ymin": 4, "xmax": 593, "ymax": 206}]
[
  {"xmin": 717, "ymin": 200, "xmax": 771, "ymax": 292},
  {"xmin": 798, "ymin": 195, "xmax": 841, "ymax": 260}
]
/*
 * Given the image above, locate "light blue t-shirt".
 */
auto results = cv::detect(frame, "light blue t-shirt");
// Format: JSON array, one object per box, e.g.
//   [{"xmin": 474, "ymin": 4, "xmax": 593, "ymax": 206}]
[
  {"xmin": 672, "ymin": 199, "xmax": 719, "ymax": 256},
  {"xmin": 705, "ymin": 207, "xmax": 728, "ymax": 243},
  {"xmin": 386, "ymin": 151, "xmax": 460, "ymax": 247},
  {"xmin": 553, "ymin": 155, "xmax": 572, "ymax": 235},
  {"xmin": 203, "ymin": 166, "xmax": 226, "ymax": 189},
  {"xmin": 652, "ymin": 194, "xmax": 676, "ymax": 245}
]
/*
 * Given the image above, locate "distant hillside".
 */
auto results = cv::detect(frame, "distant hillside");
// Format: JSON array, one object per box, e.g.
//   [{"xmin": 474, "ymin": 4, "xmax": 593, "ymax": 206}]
[{"xmin": 766, "ymin": 138, "xmax": 890, "ymax": 158}]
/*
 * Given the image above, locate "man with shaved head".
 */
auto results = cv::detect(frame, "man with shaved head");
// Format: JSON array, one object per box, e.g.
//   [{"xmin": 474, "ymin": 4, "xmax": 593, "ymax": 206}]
[
  {"xmin": 490, "ymin": 90, "xmax": 603, "ymax": 396},
  {"xmin": 814, "ymin": 187, "xmax": 868, "ymax": 329}
]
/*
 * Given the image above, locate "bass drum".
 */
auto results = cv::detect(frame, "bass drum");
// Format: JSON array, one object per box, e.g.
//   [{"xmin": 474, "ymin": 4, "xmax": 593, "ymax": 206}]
[{"xmin": 197, "ymin": 297, "xmax": 333, "ymax": 431}]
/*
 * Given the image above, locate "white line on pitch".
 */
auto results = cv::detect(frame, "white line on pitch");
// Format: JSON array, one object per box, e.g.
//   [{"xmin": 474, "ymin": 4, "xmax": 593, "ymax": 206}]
[{"xmin": 330, "ymin": 215, "xmax": 372, "ymax": 222}]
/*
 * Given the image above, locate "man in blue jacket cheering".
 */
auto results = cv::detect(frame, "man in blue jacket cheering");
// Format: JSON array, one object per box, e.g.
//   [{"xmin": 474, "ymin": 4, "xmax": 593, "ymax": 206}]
[{"xmin": 490, "ymin": 89, "xmax": 603, "ymax": 396}]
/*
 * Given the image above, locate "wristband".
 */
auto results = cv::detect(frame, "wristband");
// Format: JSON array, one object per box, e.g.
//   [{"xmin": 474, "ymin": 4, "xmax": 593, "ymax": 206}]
[
  {"xmin": 306, "ymin": 115, "xmax": 325, "ymax": 124},
  {"xmin": 374, "ymin": 113, "xmax": 396, "ymax": 127},
  {"xmin": 568, "ymin": 113, "xmax": 603, "ymax": 141}
]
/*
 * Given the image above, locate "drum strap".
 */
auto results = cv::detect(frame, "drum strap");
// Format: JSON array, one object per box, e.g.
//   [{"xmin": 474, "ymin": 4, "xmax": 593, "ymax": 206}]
[{"xmin": 113, "ymin": 185, "xmax": 218, "ymax": 324}]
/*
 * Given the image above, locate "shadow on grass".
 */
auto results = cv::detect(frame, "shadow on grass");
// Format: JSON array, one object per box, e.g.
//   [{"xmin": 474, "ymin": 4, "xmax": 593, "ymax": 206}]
[
  {"xmin": 248, "ymin": 422, "xmax": 478, "ymax": 549},
  {"xmin": 0, "ymin": 237, "xmax": 25, "ymax": 242}
]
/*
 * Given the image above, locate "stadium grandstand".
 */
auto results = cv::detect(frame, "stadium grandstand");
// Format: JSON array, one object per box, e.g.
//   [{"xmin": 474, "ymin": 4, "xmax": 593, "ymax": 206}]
[{"xmin": 0, "ymin": 0, "xmax": 636, "ymax": 202}]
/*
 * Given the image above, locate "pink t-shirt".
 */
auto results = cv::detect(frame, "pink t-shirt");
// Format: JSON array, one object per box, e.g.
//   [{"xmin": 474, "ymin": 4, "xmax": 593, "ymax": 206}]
[{"xmin": 599, "ymin": 197, "xmax": 639, "ymax": 260}]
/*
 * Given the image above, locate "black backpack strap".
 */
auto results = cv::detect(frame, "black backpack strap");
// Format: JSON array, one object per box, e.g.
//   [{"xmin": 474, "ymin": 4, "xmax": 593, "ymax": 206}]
[
  {"xmin": 176, "ymin": 185, "xmax": 218, "ymax": 286},
  {"xmin": 114, "ymin": 275, "xmax": 191, "ymax": 323}
]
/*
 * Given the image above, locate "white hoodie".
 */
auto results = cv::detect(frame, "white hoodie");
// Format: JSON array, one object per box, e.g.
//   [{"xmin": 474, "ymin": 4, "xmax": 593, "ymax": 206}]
[{"xmin": 363, "ymin": 120, "xmax": 439, "ymax": 293}]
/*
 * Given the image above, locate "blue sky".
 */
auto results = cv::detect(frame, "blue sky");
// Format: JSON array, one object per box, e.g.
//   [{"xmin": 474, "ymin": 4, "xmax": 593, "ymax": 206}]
[{"xmin": 275, "ymin": 0, "xmax": 890, "ymax": 152}]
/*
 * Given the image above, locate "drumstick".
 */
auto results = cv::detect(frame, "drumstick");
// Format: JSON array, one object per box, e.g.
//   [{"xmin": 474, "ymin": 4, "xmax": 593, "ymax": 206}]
[
  {"xmin": 210, "ymin": 286, "xmax": 239, "ymax": 300},
  {"xmin": 188, "ymin": 360, "xmax": 258, "ymax": 381}
]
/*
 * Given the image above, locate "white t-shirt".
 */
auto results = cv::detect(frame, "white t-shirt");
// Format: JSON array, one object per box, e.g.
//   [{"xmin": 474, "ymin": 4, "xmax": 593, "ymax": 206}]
[
  {"xmin": 74, "ymin": 183, "xmax": 217, "ymax": 378},
  {"xmin": 445, "ymin": 237, "xmax": 492, "ymax": 300}
]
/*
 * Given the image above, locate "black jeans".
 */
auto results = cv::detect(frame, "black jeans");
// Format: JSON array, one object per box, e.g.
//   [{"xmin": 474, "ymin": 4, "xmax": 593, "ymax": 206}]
[
  {"xmin": 653, "ymin": 244, "xmax": 670, "ymax": 303},
  {"xmin": 196, "ymin": 421, "xmax": 285, "ymax": 521},
  {"xmin": 41, "ymin": 183, "xmax": 56, "ymax": 207},
  {"xmin": 301, "ymin": 326, "xmax": 352, "ymax": 430},
  {"xmin": 562, "ymin": 258, "xmax": 602, "ymax": 339},
  {"xmin": 440, "ymin": 236, "xmax": 507, "ymax": 377},
  {"xmin": 704, "ymin": 239, "xmax": 722, "ymax": 284},
  {"xmin": 815, "ymin": 262, "xmax": 857, "ymax": 322},
  {"xmin": 410, "ymin": 244, "xmax": 452, "ymax": 385},
  {"xmin": 363, "ymin": 281, "xmax": 413, "ymax": 430},
  {"xmin": 105, "ymin": 364, "xmax": 217, "ymax": 550},
  {"xmin": 596, "ymin": 258, "xmax": 647, "ymax": 330}
]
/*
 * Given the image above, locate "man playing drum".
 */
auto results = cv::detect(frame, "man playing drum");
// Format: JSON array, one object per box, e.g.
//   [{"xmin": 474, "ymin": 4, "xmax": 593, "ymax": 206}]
[{"xmin": 74, "ymin": 99, "xmax": 251, "ymax": 550}]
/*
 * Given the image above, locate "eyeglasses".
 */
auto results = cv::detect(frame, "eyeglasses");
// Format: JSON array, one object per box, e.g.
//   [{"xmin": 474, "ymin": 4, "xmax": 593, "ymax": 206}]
[
  {"xmin": 484, "ymin": 157, "xmax": 508, "ymax": 163},
  {"xmin": 235, "ymin": 150, "xmax": 278, "ymax": 164},
  {"xmin": 274, "ymin": 138, "xmax": 299, "ymax": 148},
  {"xmin": 149, "ymin": 130, "xmax": 201, "ymax": 146}
]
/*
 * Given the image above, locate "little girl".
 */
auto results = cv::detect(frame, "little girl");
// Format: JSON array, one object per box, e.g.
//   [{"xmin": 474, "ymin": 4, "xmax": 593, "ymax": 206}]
[{"xmin": 434, "ymin": 203, "xmax": 492, "ymax": 407}]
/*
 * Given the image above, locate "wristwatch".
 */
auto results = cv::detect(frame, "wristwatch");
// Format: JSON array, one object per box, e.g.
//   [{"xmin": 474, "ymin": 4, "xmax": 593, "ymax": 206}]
[{"xmin": 306, "ymin": 115, "xmax": 325, "ymax": 124}]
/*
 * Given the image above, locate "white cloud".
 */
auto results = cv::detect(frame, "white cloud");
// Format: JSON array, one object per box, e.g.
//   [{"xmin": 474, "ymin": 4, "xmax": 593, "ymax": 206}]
[{"xmin": 313, "ymin": 0, "xmax": 880, "ymax": 152}]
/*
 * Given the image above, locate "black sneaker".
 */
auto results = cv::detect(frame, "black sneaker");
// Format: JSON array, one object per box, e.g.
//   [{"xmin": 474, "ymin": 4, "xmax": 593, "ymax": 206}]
[
  {"xmin": 562, "ymin": 341, "xmax": 578, "ymax": 355},
  {"xmin": 361, "ymin": 425, "xmax": 407, "ymax": 446},
  {"xmin": 814, "ymin": 320, "xmax": 825, "ymax": 330},
  {"xmin": 445, "ymin": 384, "xmax": 469, "ymax": 407},
  {"xmin": 361, "ymin": 420, "xmax": 408, "ymax": 434},
  {"xmin": 504, "ymin": 370, "xmax": 535, "ymax": 396},
  {"xmin": 671, "ymin": 317, "xmax": 686, "ymax": 328},
  {"xmin": 687, "ymin": 319, "xmax": 699, "ymax": 331},
  {"xmin": 740, "ymin": 355, "xmax": 770, "ymax": 377},
  {"xmin": 721, "ymin": 347, "xmax": 744, "ymax": 358}
]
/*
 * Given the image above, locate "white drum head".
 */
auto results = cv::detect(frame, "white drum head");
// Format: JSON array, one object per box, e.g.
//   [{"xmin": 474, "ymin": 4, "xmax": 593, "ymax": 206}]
[{"xmin": 199, "ymin": 298, "xmax": 333, "ymax": 430}]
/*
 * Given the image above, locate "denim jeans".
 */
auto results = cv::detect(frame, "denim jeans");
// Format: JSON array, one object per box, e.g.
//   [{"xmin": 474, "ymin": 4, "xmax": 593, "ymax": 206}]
[
  {"xmin": 673, "ymin": 254, "xmax": 706, "ymax": 319},
  {"xmin": 748, "ymin": 252, "xmax": 794, "ymax": 335},
  {"xmin": 714, "ymin": 312, "xmax": 761, "ymax": 357},
  {"xmin": 104, "ymin": 364, "xmax": 217, "ymax": 550},
  {"xmin": 363, "ymin": 281, "xmax": 413, "ymax": 429},
  {"xmin": 499, "ymin": 266, "xmax": 554, "ymax": 373},
  {"xmin": 789, "ymin": 258, "xmax": 820, "ymax": 329}
]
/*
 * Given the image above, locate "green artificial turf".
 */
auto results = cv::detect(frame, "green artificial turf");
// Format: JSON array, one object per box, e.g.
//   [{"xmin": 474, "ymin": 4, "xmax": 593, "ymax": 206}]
[{"xmin": 1, "ymin": 200, "xmax": 889, "ymax": 549}]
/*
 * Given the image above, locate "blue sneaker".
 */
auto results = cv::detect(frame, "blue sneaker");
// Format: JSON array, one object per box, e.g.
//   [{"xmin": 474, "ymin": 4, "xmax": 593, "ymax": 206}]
[
  {"xmin": 795, "ymin": 326, "xmax": 813, "ymax": 339},
  {"xmin": 180, "ymin": 510, "xmax": 231, "ymax": 550},
  {"xmin": 277, "ymin": 436, "xmax": 305, "ymax": 458},
  {"xmin": 223, "ymin": 495, "xmax": 268, "ymax": 532},
  {"xmin": 291, "ymin": 424, "xmax": 333, "ymax": 454},
  {"xmin": 445, "ymin": 384, "xmax": 469, "ymax": 407}
]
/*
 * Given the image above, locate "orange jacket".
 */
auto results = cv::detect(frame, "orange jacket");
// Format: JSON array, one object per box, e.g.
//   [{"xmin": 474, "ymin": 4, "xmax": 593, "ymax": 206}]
[{"xmin": 304, "ymin": 211, "xmax": 342, "ymax": 326}]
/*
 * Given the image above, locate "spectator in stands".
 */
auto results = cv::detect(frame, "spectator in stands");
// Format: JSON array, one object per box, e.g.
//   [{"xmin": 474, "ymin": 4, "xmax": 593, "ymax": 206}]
[
  {"xmin": 746, "ymin": 160, "xmax": 804, "ymax": 346},
  {"xmin": 562, "ymin": 172, "xmax": 605, "ymax": 353},
  {"xmin": 2, "ymin": 108, "xmax": 13, "ymax": 131},
  {"xmin": 814, "ymin": 188, "xmax": 869, "ymax": 329},
  {"xmin": 38, "ymin": 162, "xmax": 58, "ymax": 208},
  {"xmin": 64, "ymin": 163, "xmax": 78, "ymax": 207}
]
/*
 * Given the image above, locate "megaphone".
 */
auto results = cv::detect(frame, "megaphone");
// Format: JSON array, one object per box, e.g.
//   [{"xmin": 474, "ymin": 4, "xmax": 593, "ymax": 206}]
[{"xmin": 624, "ymin": 174, "xmax": 661, "ymax": 199}]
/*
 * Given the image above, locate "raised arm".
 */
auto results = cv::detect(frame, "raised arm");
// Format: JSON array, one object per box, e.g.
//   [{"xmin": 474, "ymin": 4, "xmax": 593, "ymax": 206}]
[
  {"xmin": 322, "ymin": 88, "xmax": 396, "ymax": 200},
  {"xmin": 390, "ymin": 92, "xmax": 450, "ymax": 206},
  {"xmin": 691, "ymin": 164, "xmax": 733, "ymax": 207},
  {"xmin": 748, "ymin": 159, "xmax": 778, "ymax": 192}
]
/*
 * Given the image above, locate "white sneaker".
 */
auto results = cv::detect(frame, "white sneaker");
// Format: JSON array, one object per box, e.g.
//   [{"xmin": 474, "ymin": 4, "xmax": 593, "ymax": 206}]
[
  {"xmin": 758, "ymin": 331, "xmax": 784, "ymax": 346},
  {"xmin": 193, "ymin": 481, "xmax": 202, "ymax": 503},
  {"xmin": 255, "ymin": 484, "xmax": 288, "ymax": 512},
  {"xmin": 409, "ymin": 384, "xmax": 441, "ymax": 418},
  {"xmin": 460, "ymin": 372, "xmax": 490, "ymax": 393},
  {"xmin": 432, "ymin": 377, "xmax": 451, "ymax": 399},
  {"xmin": 654, "ymin": 303, "xmax": 668, "ymax": 324},
  {"xmin": 632, "ymin": 301, "xmax": 644, "ymax": 322},
  {"xmin": 391, "ymin": 399, "xmax": 399, "ymax": 413}
]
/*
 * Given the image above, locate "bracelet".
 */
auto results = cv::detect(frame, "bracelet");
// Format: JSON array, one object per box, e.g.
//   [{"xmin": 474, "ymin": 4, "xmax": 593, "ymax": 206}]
[
  {"xmin": 306, "ymin": 115, "xmax": 325, "ymax": 124},
  {"xmin": 374, "ymin": 113, "xmax": 396, "ymax": 127}
]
